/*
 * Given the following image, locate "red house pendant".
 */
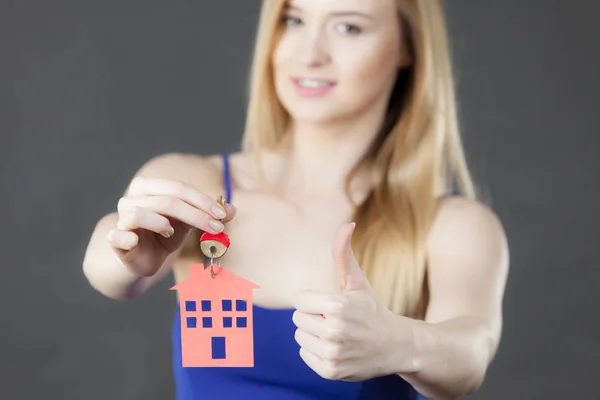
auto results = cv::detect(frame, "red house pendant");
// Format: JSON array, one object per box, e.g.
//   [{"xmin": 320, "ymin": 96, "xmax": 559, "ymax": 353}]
[{"xmin": 170, "ymin": 196, "xmax": 260, "ymax": 367}]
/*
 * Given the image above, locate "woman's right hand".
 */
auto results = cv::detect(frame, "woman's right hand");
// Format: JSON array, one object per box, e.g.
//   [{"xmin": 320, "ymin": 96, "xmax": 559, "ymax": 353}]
[{"xmin": 106, "ymin": 176, "xmax": 236, "ymax": 277}]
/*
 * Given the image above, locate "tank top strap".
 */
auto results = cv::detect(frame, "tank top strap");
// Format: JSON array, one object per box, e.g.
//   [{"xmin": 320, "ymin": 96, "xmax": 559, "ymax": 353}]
[{"xmin": 222, "ymin": 153, "xmax": 232, "ymax": 204}]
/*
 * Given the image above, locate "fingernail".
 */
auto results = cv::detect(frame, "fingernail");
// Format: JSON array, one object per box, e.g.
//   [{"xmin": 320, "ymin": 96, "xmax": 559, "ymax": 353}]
[
  {"xmin": 212, "ymin": 204, "xmax": 226, "ymax": 219},
  {"xmin": 209, "ymin": 220, "xmax": 224, "ymax": 232},
  {"xmin": 350, "ymin": 222, "xmax": 356, "ymax": 229}
]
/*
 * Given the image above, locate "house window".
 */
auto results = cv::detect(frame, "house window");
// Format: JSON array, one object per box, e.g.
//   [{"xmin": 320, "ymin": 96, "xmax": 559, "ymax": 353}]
[
  {"xmin": 185, "ymin": 301, "xmax": 196, "ymax": 311},
  {"xmin": 186, "ymin": 317, "xmax": 197, "ymax": 328},
  {"xmin": 202, "ymin": 317, "xmax": 213, "ymax": 328},
  {"xmin": 223, "ymin": 317, "xmax": 232, "ymax": 328},
  {"xmin": 201, "ymin": 300, "xmax": 211, "ymax": 311},
  {"xmin": 222, "ymin": 299, "xmax": 232, "ymax": 311},
  {"xmin": 236, "ymin": 317, "xmax": 247, "ymax": 328},
  {"xmin": 236, "ymin": 300, "xmax": 247, "ymax": 311}
]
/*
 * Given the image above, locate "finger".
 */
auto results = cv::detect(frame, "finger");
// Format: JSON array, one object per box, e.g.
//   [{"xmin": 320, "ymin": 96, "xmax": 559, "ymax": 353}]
[
  {"xmin": 118, "ymin": 195, "xmax": 224, "ymax": 234},
  {"xmin": 332, "ymin": 222, "xmax": 368, "ymax": 291},
  {"xmin": 127, "ymin": 176, "xmax": 227, "ymax": 219},
  {"xmin": 298, "ymin": 344, "xmax": 344, "ymax": 380},
  {"xmin": 293, "ymin": 290, "xmax": 346, "ymax": 316},
  {"xmin": 107, "ymin": 229, "xmax": 139, "ymax": 251},
  {"xmin": 299, "ymin": 347, "xmax": 329, "ymax": 378},
  {"xmin": 295, "ymin": 329, "xmax": 327, "ymax": 357},
  {"xmin": 331, "ymin": 222, "xmax": 356, "ymax": 265},
  {"xmin": 117, "ymin": 206, "xmax": 175, "ymax": 238},
  {"xmin": 292, "ymin": 310, "xmax": 328, "ymax": 338}
]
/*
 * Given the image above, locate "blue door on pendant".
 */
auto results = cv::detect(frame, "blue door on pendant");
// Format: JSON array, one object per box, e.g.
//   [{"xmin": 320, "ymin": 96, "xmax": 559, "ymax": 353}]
[{"xmin": 212, "ymin": 336, "xmax": 226, "ymax": 359}]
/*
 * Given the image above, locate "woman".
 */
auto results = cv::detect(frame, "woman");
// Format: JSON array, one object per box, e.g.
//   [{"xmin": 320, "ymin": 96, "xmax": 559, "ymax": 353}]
[{"xmin": 83, "ymin": 0, "xmax": 509, "ymax": 399}]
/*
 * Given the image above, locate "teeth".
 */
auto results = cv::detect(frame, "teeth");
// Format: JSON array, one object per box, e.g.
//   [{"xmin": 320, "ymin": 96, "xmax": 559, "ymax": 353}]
[{"xmin": 298, "ymin": 79, "xmax": 331, "ymax": 88}]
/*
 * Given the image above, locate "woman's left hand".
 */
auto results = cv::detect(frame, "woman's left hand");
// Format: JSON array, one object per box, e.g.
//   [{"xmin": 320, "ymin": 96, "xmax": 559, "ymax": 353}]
[{"xmin": 292, "ymin": 223, "xmax": 418, "ymax": 382}]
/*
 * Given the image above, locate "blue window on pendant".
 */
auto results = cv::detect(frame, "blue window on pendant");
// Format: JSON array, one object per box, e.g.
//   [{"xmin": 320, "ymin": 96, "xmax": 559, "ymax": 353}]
[
  {"xmin": 236, "ymin": 300, "xmax": 247, "ymax": 311},
  {"xmin": 222, "ymin": 299, "xmax": 232, "ymax": 311},
  {"xmin": 223, "ymin": 317, "xmax": 233, "ymax": 328},
  {"xmin": 201, "ymin": 300, "xmax": 211, "ymax": 311},
  {"xmin": 202, "ymin": 317, "xmax": 212, "ymax": 328},
  {"xmin": 236, "ymin": 317, "xmax": 247, "ymax": 328},
  {"xmin": 185, "ymin": 301, "xmax": 196, "ymax": 311},
  {"xmin": 186, "ymin": 317, "xmax": 197, "ymax": 328}
]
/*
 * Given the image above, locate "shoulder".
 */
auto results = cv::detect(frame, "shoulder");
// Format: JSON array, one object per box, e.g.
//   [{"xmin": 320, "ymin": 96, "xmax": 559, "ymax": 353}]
[
  {"xmin": 132, "ymin": 152, "xmax": 219, "ymax": 181},
  {"xmin": 426, "ymin": 196, "xmax": 509, "ymax": 276},
  {"xmin": 430, "ymin": 196, "xmax": 505, "ymax": 242},
  {"xmin": 127, "ymin": 152, "xmax": 237, "ymax": 195}
]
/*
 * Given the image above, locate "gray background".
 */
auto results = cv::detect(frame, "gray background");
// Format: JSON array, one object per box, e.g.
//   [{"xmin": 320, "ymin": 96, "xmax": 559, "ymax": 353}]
[{"xmin": 1, "ymin": 0, "xmax": 598, "ymax": 399}]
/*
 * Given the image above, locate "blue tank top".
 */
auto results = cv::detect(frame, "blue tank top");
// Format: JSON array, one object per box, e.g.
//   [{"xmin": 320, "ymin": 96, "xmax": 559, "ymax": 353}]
[{"xmin": 170, "ymin": 154, "xmax": 420, "ymax": 399}]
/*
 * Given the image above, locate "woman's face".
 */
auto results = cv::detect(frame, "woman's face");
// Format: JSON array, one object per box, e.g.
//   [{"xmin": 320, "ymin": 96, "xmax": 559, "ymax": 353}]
[{"xmin": 272, "ymin": 0, "xmax": 410, "ymax": 126}]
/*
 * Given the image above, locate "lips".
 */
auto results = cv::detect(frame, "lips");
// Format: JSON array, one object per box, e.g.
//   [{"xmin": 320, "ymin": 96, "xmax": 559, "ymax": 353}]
[{"xmin": 291, "ymin": 78, "xmax": 337, "ymax": 97}]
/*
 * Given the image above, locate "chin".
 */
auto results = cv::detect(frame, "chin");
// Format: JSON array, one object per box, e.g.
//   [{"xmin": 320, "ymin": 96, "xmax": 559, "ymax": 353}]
[
  {"xmin": 286, "ymin": 106, "xmax": 345, "ymax": 125},
  {"xmin": 279, "ymin": 95, "xmax": 350, "ymax": 126}
]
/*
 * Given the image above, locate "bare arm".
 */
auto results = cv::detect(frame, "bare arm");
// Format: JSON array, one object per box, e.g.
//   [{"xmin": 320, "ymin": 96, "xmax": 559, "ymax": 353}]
[
  {"xmin": 397, "ymin": 197, "xmax": 509, "ymax": 399},
  {"xmin": 82, "ymin": 211, "xmax": 181, "ymax": 300}
]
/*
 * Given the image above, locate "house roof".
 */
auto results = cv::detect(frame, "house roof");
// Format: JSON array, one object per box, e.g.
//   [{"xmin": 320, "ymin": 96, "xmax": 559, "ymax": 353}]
[{"xmin": 170, "ymin": 264, "xmax": 260, "ymax": 295}]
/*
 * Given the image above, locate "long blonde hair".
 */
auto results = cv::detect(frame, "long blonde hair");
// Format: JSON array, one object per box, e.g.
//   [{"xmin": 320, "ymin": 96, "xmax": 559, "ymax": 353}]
[{"xmin": 241, "ymin": 0, "xmax": 477, "ymax": 318}]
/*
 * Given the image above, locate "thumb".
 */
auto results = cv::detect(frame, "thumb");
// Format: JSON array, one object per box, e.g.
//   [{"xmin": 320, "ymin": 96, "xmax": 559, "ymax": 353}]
[{"xmin": 332, "ymin": 222, "xmax": 368, "ymax": 292}]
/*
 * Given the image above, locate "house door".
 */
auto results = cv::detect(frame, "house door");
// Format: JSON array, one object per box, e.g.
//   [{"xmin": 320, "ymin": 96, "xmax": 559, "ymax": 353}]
[{"xmin": 211, "ymin": 336, "xmax": 226, "ymax": 359}]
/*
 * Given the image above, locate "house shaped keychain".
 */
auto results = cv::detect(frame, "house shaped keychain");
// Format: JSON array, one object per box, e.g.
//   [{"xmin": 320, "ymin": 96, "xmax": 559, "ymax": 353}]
[{"xmin": 170, "ymin": 195, "xmax": 260, "ymax": 367}]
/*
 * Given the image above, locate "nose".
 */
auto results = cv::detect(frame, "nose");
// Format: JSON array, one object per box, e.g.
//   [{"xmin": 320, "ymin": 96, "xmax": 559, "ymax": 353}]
[{"xmin": 299, "ymin": 30, "xmax": 330, "ymax": 67}]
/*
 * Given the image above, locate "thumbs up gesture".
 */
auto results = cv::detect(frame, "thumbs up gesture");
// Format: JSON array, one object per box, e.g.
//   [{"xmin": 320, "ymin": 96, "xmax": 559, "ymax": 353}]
[{"xmin": 292, "ymin": 223, "xmax": 415, "ymax": 382}]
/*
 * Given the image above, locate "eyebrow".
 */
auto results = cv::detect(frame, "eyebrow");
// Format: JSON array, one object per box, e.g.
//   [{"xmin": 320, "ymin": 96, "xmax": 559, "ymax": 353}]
[{"xmin": 284, "ymin": 4, "xmax": 373, "ymax": 20}]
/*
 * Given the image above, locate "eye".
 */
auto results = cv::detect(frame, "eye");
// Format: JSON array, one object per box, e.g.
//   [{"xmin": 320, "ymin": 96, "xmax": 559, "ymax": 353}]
[
  {"xmin": 282, "ymin": 16, "xmax": 302, "ymax": 27},
  {"xmin": 336, "ymin": 23, "xmax": 362, "ymax": 35}
]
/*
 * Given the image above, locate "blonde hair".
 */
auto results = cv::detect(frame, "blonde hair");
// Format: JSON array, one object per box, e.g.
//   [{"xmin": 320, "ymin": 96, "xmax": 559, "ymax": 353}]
[{"xmin": 241, "ymin": 0, "xmax": 477, "ymax": 318}]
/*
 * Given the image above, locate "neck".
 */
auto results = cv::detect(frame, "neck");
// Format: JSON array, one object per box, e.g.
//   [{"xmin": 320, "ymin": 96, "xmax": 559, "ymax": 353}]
[{"xmin": 273, "ymin": 113, "xmax": 383, "ymax": 199}]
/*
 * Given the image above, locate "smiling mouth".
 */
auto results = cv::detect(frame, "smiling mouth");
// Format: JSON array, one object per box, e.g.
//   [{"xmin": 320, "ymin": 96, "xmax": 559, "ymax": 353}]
[
  {"xmin": 291, "ymin": 78, "xmax": 337, "ymax": 97},
  {"xmin": 293, "ymin": 78, "xmax": 336, "ymax": 88}
]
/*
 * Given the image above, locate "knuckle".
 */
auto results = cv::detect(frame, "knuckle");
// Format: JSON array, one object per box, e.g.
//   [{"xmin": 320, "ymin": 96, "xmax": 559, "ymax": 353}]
[
  {"xmin": 129, "ymin": 176, "xmax": 145, "ymax": 189},
  {"xmin": 327, "ymin": 302, "xmax": 342, "ymax": 315},
  {"xmin": 325, "ymin": 320, "xmax": 346, "ymax": 341},
  {"xmin": 129, "ymin": 205, "xmax": 143, "ymax": 221},
  {"xmin": 171, "ymin": 180, "xmax": 188, "ymax": 197},
  {"xmin": 327, "ymin": 296, "xmax": 348, "ymax": 315},
  {"xmin": 325, "ymin": 343, "xmax": 342, "ymax": 360},
  {"xmin": 118, "ymin": 209, "xmax": 136, "ymax": 229},
  {"xmin": 159, "ymin": 195, "xmax": 178, "ymax": 211},
  {"xmin": 197, "ymin": 192, "xmax": 212, "ymax": 208}
]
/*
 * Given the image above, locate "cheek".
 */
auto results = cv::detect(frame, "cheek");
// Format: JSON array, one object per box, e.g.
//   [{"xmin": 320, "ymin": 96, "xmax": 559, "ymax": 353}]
[
  {"xmin": 338, "ymin": 38, "xmax": 400, "ymax": 98},
  {"xmin": 271, "ymin": 35, "xmax": 298, "ymax": 101},
  {"xmin": 272, "ymin": 34, "xmax": 298, "ymax": 79}
]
